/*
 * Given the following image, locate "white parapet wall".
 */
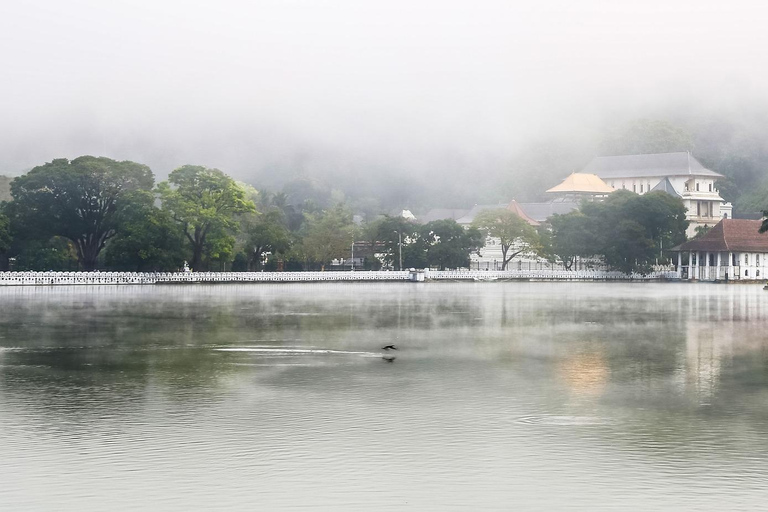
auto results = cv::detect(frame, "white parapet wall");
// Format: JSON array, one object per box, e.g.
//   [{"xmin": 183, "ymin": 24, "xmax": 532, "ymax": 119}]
[{"xmin": 0, "ymin": 269, "xmax": 680, "ymax": 286}]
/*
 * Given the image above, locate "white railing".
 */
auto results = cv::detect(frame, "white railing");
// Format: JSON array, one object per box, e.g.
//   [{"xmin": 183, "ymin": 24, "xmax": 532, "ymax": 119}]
[
  {"xmin": 428, "ymin": 269, "xmax": 680, "ymax": 281},
  {"xmin": 0, "ymin": 269, "xmax": 680, "ymax": 286},
  {"xmin": 0, "ymin": 271, "xmax": 410, "ymax": 286}
]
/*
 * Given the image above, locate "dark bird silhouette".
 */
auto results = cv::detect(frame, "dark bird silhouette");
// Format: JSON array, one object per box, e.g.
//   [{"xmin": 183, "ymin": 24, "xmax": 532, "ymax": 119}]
[
  {"xmin": 382, "ymin": 355, "xmax": 396, "ymax": 363},
  {"xmin": 382, "ymin": 345, "xmax": 398, "ymax": 351}
]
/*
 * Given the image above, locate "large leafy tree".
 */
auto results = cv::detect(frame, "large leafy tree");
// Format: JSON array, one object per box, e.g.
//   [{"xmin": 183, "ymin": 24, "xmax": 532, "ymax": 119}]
[
  {"xmin": 104, "ymin": 191, "xmax": 187, "ymax": 271},
  {"xmin": 472, "ymin": 209, "xmax": 541, "ymax": 270},
  {"xmin": 299, "ymin": 204, "xmax": 355, "ymax": 270},
  {"xmin": 0, "ymin": 206, "xmax": 11, "ymax": 270},
  {"xmin": 548, "ymin": 212, "xmax": 599, "ymax": 270},
  {"xmin": 240, "ymin": 210, "xmax": 292, "ymax": 270},
  {"xmin": 9, "ymin": 156, "xmax": 154, "ymax": 270},
  {"xmin": 551, "ymin": 190, "xmax": 688, "ymax": 274},
  {"xmin": 373, "ymin": 215, "xmax": 421, "ymax": 270},
  {"xmin": 420, "ymin": 219, "xmax": 484, "ymax": 270},
  {"xmin": 158, "ymin": 165, "xmax": 255, "ymax": 271}
]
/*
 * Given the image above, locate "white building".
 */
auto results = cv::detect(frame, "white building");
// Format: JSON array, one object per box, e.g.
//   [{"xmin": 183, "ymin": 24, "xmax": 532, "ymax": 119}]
[
  {"xmin": 582, "ymin": 152, "xmax": 733, "ymax": 238},
  {"xmin": 673, "ymin": 219, "xmax": 768, "ymax": 281}
]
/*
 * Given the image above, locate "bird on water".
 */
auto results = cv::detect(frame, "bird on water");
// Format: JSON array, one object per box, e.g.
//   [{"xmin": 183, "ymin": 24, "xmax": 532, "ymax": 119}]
[{"xmin": 382, "ymin": 345, "xmax": 397, "ymax": 351}]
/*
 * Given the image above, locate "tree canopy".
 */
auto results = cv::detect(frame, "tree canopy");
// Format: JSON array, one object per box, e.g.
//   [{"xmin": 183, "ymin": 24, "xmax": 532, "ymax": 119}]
[
  {"xmin": 299, "ymin": 204, "xmax": 355, "ymax": 269},
  {"xmin": 104, "ymin": 190, "xmax": 187, "ymax": 271},
  {"xmin": 9, "ymin": 156, "xmax": 154, "ymax": 270},
  {"xmin": 549, "ymin": 191, "xmax": 688, "ymax": 274},
  {"xmin": 420, "ymin": 219, "xmax": 484, "ymax": 270},
  {"xmin": 158, "ymin": 165, "xmax": 255, "ymax": 271},
  {"xmin": 472, "ymin": 209, "xmax": 541, "ymax": 270}
]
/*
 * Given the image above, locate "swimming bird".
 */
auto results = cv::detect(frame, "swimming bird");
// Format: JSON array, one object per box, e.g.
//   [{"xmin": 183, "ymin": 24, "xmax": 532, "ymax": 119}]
[{"xmin": 382, "ymin": 344, "xmax": 398, "ymax": 351}]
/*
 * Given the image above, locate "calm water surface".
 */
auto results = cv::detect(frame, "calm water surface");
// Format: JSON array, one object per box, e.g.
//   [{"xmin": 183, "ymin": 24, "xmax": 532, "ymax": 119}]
[{"xmin": 1, "ymin": 282, "xmax": 768, "ymax": 511}]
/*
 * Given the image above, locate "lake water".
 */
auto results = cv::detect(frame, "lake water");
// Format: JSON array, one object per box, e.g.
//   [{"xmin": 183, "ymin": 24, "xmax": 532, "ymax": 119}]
[{"xmin": 1, "ymin": 282, "xmax": 768, "ymax": 511}]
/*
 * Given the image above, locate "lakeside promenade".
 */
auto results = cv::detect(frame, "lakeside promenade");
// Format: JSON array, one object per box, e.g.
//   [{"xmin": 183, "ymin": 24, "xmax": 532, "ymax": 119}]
[{"xmin": 0, "ymin": 269, "xmax": 680, "ymax": 286}]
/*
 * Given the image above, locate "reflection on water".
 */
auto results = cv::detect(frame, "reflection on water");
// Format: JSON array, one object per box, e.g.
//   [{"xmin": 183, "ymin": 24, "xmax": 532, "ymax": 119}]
[{"xmin": 2, "ymin": 283, "xmax": 768, "ymax": 511}]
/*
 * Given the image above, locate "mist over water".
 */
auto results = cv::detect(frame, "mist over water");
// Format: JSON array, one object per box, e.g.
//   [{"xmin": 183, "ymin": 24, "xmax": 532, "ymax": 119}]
[{"xmin": 1, "ymin": 282, "xmax": 768, "ymax": 511}]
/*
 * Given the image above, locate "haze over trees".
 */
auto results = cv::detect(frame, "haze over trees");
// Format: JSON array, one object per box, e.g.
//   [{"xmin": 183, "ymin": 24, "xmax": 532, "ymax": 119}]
[{"xmin": 7, "ymin": 156, "xmax": 154, "ymax": 270}]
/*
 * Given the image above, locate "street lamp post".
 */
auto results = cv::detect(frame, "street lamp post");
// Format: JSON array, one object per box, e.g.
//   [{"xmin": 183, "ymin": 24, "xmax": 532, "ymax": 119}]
[
  {"xmin": 351, "ymin": 242, "xmax": 355, "ymax": 271},
  {"xmin": 394, "ymin": 230, "xmax": 403, "ymax": 271}
]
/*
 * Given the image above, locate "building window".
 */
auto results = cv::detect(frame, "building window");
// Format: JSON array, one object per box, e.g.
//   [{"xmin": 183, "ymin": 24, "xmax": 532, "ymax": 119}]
[
  {"xmin": 745, "ymin": 254, "xmax": 749, "ymax": 265},
  {"xmin": 696, "ymin": 183, "xmax": 700, "ymax": 191},
  {"xmin": 724, "ymin": 213, "xmax": 728, "ymax": 219},
  {"xmin": 709, "ymin": 183, "xmax": 712, "ymax": 192},
  {"xmin": 758, "ymin": 270, "xmax": 761, "ymax": 277},
  {"xmin": 733, "ymin": 253, "xmax": 738, "ymax": 266},
  {"xmin": 697, "ymin": 202, "xmax": 701, "ymax": 216},
  {"xmin": 640, "ymin": 184, "xmax": 644, "ymax": 193},
  {"xmin": 633, "ymin": 184, "xmax": 636, "ymax": 192},
  {"xmin": 746, "ymin": 269, "xmax": 749, "ymax": 277},
  {"xmin": 757, "ymin": 254, "xmax": 760, "ymax": 266}
]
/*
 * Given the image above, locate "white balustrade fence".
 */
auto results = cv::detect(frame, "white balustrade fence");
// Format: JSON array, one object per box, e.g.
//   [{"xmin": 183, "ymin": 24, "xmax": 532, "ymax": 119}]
[{"xmin": 0, "ymin": 269, "xmax": 680, "ymax": 286}]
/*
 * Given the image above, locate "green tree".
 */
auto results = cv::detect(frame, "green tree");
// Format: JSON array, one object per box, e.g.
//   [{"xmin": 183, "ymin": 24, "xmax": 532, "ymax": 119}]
[
  {"xmin": 9, "ymin": 156, "xmax": 154, "ymax": 270},
  {"xmin": 104, "ymin": 191, "xmax": 187, "ymax": 271},
  {"xmin": 299, "ymin": 204, "xmax": 355, "ymax": 270},
  {"xmin": 240, "ymin": 210, "xmax": 292, "ymax": 270},
  {"xmin": 0, "ymin": 206, "xmax": 11, "ymax": 270},
  {"xmin": 548, "ymin": 212, "xmax": 599, "ymax": 270},
  {"xmin": 158, "ymin": 165, "xmax": 255, "ymax": 271},
  {"xmin": 472, "ymin": 209, "xmax": 541, "ymax": 270},
  {"xmin": 550, "ymin": 191, "xmax": 688, "ymax": 274},
  {"xmin": 420, "ymin": 219, "xmax": 483, "ymax": 270},
  {"xmin": 373, "ymin": 215, "xmax": 421, "ymax": 270}
]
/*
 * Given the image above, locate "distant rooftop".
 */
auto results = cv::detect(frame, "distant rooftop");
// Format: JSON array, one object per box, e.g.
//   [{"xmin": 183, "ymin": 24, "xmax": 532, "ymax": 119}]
[
  {"xmin": 674, "ymin": 219, "xmax": 768, "ymax": 253},
  {"xmin": 583, "ymin": 152, "xmax": 723, "ymax": 179},
  {"xmin": 546, "ymin": 173, "xmax": 614, "ymax": 195},
  {"xmin": 649, "ymin": 177, "xmax": 682, "ymax": 197}
]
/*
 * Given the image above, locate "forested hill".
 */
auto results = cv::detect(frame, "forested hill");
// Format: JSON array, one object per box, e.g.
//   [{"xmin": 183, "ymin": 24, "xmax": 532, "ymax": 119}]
[{"xmin": 0, "ymin": 176, "xmax": 11, "ymax": 202}]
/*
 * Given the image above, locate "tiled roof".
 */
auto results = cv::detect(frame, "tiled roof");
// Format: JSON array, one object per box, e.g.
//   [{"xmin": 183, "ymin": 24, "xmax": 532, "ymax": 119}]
[
  {"xmin": 516, "ymin": 201, "xmax": 580, "ymax": 222},
  {"xmin": 545, "ymin": 173, "xmax": 614, "ymax": 194},
  {"xmin": 650, "ymin": 177, "xmax": 682, "ymax": 197},
  {"xmin": 675, "ymin": 219, "xmax": 768, "ymax": 252},
  {"xmin": 583, "ymin": 152, "xmax": 723, "ymax": 179},
  {"xmin": 419, "ymin": 208, "xmax": 470, "ymax": 224},
  {"xmin": 506, "ymin": 200, "xmax": 540, "ymax": 226}
]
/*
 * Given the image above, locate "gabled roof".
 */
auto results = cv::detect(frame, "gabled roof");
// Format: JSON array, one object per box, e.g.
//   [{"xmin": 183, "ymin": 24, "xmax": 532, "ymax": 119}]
[
  {"xmin": 674, "ymin": 219, "xmax": 768, "ymax": 252},
  {"xmin": 583, "ymin": 152, "xmax": 723, "ymax": 179},
  {"xmin": 506, "ymin": 200, "xmax": 540, "ymax": 226},
  {"xmin": 518, "ymin": 201, "xmax": 580, "ymax": 222},
  {"xmin": 546, "ymin": 173, "xmax": 614, "ymax": 194},
  {"xmin": 419, "ymin": 208, "xmax": 469, "ymax": 224},
  {"xmin": 650, "ymin": 177, "xmax": 682, "ymax": 197},
  {"xmin": 455, "ymin": 204, "xmax": 506, "ymax": 225}
]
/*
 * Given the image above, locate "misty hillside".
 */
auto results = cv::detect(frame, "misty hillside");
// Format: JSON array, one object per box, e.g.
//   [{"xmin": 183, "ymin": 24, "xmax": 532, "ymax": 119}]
[{"xmin": 0, "ymin": 176, "xmax": 11, "ymax": 202}]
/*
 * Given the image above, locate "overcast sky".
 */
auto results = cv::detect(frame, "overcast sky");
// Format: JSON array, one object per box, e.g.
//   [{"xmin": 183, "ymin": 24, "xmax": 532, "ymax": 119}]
[{"xmin": 1, "ymin": 0, "xmax": 767, "ymax": 182}]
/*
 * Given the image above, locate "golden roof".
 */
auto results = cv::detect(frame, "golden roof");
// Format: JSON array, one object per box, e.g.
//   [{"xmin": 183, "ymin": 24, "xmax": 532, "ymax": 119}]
[{"xmin": 545, "ymin": 173, "xmax": 614, "ymax": 194}]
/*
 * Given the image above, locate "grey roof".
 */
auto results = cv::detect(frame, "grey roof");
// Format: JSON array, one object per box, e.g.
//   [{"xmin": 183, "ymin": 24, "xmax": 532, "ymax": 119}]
[
  {"xmin": 583, "ymin": 152, "xmax": 723, "ymax": 179},
  {"xmin": 455, "ymin": 204, "xmax": 507, "ymax": 225},
  {"xmin": 419, "ymin": 208, "xmax": 469, "ymax": 224},
  {"xmin": 649, "ymin": 177, "xmax": 682, "ymax": 197},
  {"xmin": 516, "ymin": 201, "xmax": 580, "ymax": 222},
  {"xmin": 448, "ymin": 201, "xmax": 580, "ymax": 225}
]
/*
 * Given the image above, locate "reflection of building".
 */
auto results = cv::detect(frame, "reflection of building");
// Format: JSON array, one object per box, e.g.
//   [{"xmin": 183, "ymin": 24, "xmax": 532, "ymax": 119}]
[
  {"xmin": 673, "ymin": 219, "xmax": 768, "ymax": 281},
  {"xmin": 582, "ymin": 152, "xmax": 732, "ymax": 237},
  {"xmin": 558, "ymin": 351, "xmax": 609, "ymax": 396}
]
